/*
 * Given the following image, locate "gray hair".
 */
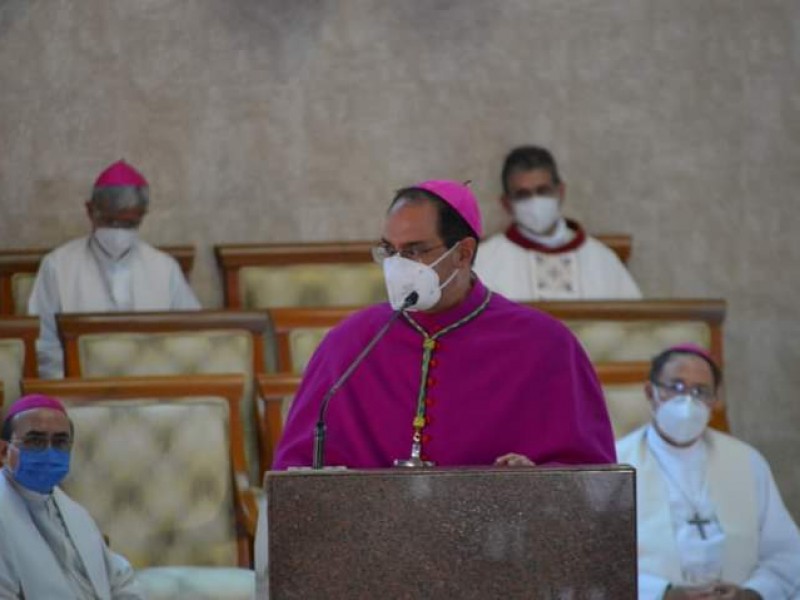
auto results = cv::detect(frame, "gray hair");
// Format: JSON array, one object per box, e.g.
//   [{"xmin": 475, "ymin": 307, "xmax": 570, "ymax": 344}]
[{"xmin": 90, "ymin": 185, "xmax": 150, "ymax": 212}]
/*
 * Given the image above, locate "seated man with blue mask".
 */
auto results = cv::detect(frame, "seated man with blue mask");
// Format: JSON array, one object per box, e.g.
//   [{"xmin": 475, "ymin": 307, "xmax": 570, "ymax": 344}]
[
  {"xmin": 616, "ymin": 344, "xmax": 800, "ymax": 600},
  {"xmin": 28, "ymin": 159, "xmax": 201, "ymax": 379},
  {"xmin": 0, "ymin": 394, "xmax": 144, "ymax": 598}
]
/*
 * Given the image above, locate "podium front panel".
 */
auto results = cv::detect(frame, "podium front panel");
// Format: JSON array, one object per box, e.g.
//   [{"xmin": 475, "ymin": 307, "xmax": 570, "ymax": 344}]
[{"xmin": 267, "ymin": 466, "xmax": 635, "ymax": 599}]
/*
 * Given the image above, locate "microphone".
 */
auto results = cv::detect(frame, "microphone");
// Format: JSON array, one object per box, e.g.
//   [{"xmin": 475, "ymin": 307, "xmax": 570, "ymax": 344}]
[{"xmin": 312, "ymin": 291, "xmax": 419, "ymax": 469}]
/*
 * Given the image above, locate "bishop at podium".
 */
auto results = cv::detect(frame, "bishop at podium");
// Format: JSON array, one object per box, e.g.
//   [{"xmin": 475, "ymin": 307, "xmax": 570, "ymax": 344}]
[{"xmin": 272, "ymin": 179, "xmax": 616, "ymax": 470}]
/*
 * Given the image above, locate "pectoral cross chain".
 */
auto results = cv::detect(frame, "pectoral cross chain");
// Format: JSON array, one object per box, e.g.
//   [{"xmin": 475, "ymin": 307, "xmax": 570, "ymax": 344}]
[{"xmin": 688, "ymin": 512, "xmax": 711, "ymax": 540}]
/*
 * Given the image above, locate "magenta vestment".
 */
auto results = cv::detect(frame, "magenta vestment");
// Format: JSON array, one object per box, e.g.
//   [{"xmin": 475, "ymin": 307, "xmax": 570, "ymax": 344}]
[{"xmin": 273, "ymin": 278, "xmax": 615, "ymax": 469}]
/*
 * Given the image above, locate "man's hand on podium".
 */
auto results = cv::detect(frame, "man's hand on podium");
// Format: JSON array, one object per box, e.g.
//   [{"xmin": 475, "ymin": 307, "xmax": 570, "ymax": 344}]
[{"xmin": 494, "ymin": 453, "xmax": 535, "ymax": 467}]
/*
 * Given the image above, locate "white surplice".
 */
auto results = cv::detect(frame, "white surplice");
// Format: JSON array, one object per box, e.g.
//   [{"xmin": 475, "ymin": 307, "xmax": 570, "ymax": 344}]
[
  {"xmin": 28, "ymin": 235, "xmax": 201, "ymax": 379},
  {"xmin": 254, "ymin": 493, "xmax": 269, "ymax": 600},
  {"xmin": 616, "ymin": 425, "xmax": 800, "ymax": 600},
  {"xmin": 0, "ymin": 471, "xmax": 145, "ymax": 599},
  {"xmin": 474, "ymin": 219, "xmax": 642, "ymax": 300}
]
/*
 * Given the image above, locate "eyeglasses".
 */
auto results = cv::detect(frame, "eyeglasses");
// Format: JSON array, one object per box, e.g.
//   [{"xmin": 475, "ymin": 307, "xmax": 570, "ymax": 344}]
[
  {"xmin": 12, "ymin": 433, "xmax": 73, "ymax": 452},
  {"xmin": 91, "ymin": 206, "xmax": 146, "ymax": 229},
  {"xmin": 509, "ymin": 184, "xmax": 559, "ymax": 200},
  {"xmin": 93, "ymin": 215, "xmax": 143, "ymax": 229},
  {"xmin": 652, "ymin": 380, "xmax": 715, "ymax": 404},
  {"xmin": 371, "ymin": 243, "xmax": 446, "ymax": 264}
]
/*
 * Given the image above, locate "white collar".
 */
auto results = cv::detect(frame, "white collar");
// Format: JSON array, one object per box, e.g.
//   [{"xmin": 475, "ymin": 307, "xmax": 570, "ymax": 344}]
[
  {"xmin": 516, "ymin": 217, "xmax": 574, "ymax": 248},
  {"xmin": 646, "ymin": 423, "xmax": 709, "ymax": 492}
]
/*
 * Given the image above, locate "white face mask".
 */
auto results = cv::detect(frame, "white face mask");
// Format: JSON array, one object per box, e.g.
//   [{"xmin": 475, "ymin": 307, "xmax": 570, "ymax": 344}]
[
  {"xmin": 382, "ymin": 243, "xmax": 459, "ymax": 311},
  {"xmin": 654, "ymin": 392, "xmax": 711, "ymax": 445},
  {"xmin": 93, "ymin": 227, "xmax": 139, "ymax": 261},
  {"xmin": 512, "ymin": 195, "xmax": 561, "ymax": 234}
]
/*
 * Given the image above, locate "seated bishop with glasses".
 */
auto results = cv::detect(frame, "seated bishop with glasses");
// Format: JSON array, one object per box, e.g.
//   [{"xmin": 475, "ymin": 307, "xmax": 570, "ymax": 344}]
[
  {"xmin": 0, "ymin": 395, "xmax": 145, "ymax": 599},
  {"xmin": 616, "ymin": 344, "xmax": 800, "ymax": 600}
]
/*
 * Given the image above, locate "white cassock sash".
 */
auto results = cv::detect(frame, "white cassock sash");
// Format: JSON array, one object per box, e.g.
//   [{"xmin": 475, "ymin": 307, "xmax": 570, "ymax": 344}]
[
  {"xmin": 0, "ymin": 476, "xmax": 112, "ymax": 599},
  {"xmin": 617, "ymin": 427, "xmax": 759, "ymax": 584}
]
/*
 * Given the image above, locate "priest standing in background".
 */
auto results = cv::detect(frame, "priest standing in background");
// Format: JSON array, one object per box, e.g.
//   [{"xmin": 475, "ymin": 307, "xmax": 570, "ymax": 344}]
[
  {"xmin": 475, "ymin": 145, "xmax": 642, "ymax": 300},
  {"xmin": 28, "ymin": 159, "xmax": 201, "ymax": 379},
  {"xmin": 616, "ymin": 344, "xmax": 800, "ymax": 600},
  {"xmin": 272, "ymin": 179, "xmax": 616, "ymax": 470}
]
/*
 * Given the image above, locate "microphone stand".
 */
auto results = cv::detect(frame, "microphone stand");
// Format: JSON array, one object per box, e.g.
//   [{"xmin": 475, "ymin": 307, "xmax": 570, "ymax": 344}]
[{"xmin": 312, "ymin": 292, "xmax": 418, "ymax": 470}]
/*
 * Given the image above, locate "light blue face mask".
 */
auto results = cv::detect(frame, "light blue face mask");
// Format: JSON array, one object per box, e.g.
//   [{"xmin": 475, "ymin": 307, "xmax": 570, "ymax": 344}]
[{"xmin": 10, "ymin": 447, "xmax": 71, "ymax": 494}]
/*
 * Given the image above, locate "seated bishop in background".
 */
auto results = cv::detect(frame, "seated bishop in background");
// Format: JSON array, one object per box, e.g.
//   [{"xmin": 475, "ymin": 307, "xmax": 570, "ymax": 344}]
[
  {"xmin": 28, "ymin": 159, "xmax": 201, "ymax": 379},
  {"xmin": 616, "ymin": 344, "xmax": 800, "ymax": 600},
  {"xmin": 474, "ymin": 145, "xmax": 642, "ymax": 300},
  {"xmin": 0, "ymin": 395, "xmax": 145, "ymax": 599}
]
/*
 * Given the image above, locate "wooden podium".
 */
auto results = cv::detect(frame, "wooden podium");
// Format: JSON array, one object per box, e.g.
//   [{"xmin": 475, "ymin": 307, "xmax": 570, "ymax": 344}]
[{"xmin": 264, "ymin": 465, "xmax": 636, "ymax": 599}]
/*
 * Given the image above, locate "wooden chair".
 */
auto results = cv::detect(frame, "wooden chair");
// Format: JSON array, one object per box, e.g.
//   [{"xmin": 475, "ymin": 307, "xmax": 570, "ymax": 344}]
[
  {"xmin": 0, "ymin": 245, "xmax": 195, "ymax": 315},
  {"xmin": 525, "ymin": 298, "xmax": 725, "ymax": 368},
  {"xmin": 267, "ymin": 306, "xmax": 359, "ymax": 373},
  {"xmin": 255, "ymin": 373, "xmax": 303, "ymax": 470},
  {"xmin": 214, "ymin": 241, "xmax": 385, "ymax": 310},
  {"xmin": 56, "ymin": 310, "xmax": 270, "ymax": 484},
  {"xmin": 0, "ymin": 316, "xmax": 40, "ymax": 410},
  {"xmin": 21, "ymin": 374, "xmax": 256, "ymax": 599},
  {"xmin": 265, "ymin": 299, "xmax": 725, "ymax": 376},
  {"xmin": 595, "ymin": 234, "xmax": 632, "ymax": 265},
  {"xmin": 254, "ymin": 364, "xmax": 728, "ymax": 469},
  {"xmin": 214, "ymin": 237, "xmax": 632, "ymax": 310}
]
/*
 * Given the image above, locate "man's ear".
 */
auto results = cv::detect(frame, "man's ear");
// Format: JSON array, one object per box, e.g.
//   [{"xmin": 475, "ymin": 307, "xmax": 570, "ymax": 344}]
[
  {"xmin": 459, "ymin": 237, "xmax": 477, "ymax": 266},
  {"xmin": 557, "ymin": 182, "xmax": 566, "ymax": 206},
  {"xmin": 500, "ymin": 194, "xmax": 513, "ymax": 216},
  {"xmin": 644, "ymin": 381, "xmax": 657, "ymax": 410},
  {"xmin": 711, "ymin": 385, "xmax": 725, "ymax": 414},
  {"xmin": 85, "ymin": 201, "xmax": 95, "ymax": 224}
]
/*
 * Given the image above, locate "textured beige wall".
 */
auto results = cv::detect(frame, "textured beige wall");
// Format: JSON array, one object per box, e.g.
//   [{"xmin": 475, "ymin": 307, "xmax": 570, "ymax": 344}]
[{"xmin": 1, "ymin": 2, "xmax": 799, "ymax": 517}]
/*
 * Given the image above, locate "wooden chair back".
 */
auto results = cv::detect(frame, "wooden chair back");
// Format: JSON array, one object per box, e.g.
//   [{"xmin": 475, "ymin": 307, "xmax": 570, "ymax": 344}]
[
  {"xmin": 0, "ymin": 316, "xmax": 40, "ymax": 410},
  {"xmin": 0, "ymin": 245, "xmax": 195, "ymax": 315},
  {"xmin": 525, "ymin": 299, "xmax": 725, "ymax": 368},
  {"xmin": 214, "ymin": 241, "xmax": 384, "ymax": 310},
  {"xmin": 254, "ymin": 363, "xmax": 728, "ymax": 468},
  {"xmin": 255, "ymin": 373, "xmax": 303, "ymax": 471},
  {"xmin": 21, "ymin": 374, "xmax": 257, "ymax": 567},
  {"xmin": 214, "ymin": 237, "xmax": 632, "ymax": 310},
  {"xmin": 265, "ymin": 299, "xmax": 725, "ymax": 378},
  {"xmin": 56, "ymin": 310, "xmax": 271, "ymax": 484},
  {"xmin": 267, "ymin": 306, "xmax": 359, "ymax": 373}
]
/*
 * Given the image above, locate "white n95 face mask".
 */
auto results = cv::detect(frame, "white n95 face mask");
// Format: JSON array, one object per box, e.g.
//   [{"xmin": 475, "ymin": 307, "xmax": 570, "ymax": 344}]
[
  {"xmin": 94, "ymin": 227, "xmax": 138, "ymax": 261},
  {"xmin": 654, "ymin": 393, "xmax": 711, "ymax": 445},
  {"xmin": 512, "ymin": 195, "xmax": 561, "ymax": 234},
  {"xmin": 382, "ymin": 244, "xmax": 459, "ymax": 311}
]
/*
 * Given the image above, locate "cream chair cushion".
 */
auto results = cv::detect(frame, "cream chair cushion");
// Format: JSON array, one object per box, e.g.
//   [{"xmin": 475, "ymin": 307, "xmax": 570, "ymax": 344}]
[
  {"xmin": 11, "ymin": 273, "xmax": 35, "ymax": 316},
  {"xmin": 284, "ymin": 320, "xmax": 711, "ymax": 375},
  {"xmin": 137, "ymin": 566, "xmax": 254, "ymax": 600},
  {"xmin": 277, "ymin": 391, "xmax": 297, "ymax": 425},
  {"xmin": 0, "ymin": 339, "xmax": 25, "ymax": 409},
  {"xmin": 240, "ymin": 264, "xmax": 386, "ymax": 308},
  {"xmin": 62, "ymin": 398, "xmax": 238, "ymax": 568},
  {"xmin": 602, "ymin": 382, "xmax": 652, "ymax": 440},
  {"xmin": 565, "ymin": 321, "xmax": 710, "ymax": 362},
  {"xmin": 76, "ymin": 331, "xmax": 259, "ymax": 482},
  {"xmin": 288, "ymin": 328, "xmax": 332, "ymax": 374}
]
